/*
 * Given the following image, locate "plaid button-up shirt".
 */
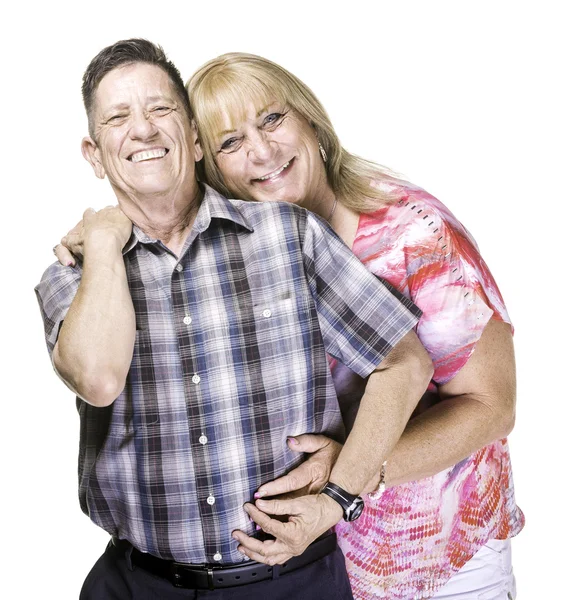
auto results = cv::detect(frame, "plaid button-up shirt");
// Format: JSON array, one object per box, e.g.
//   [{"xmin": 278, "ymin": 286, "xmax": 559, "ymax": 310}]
[{"xmin": 36, "ymin": 185, "xmax": 421, "ymax": 564}]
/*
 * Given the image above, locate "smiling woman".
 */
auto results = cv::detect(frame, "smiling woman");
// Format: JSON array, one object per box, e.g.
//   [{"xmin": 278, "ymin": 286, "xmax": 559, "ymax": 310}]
[
  {"xmin": 214, "ymin": 104, "xmax": 332, "ymax": 210},
  {"xmin": 187, "ymin": 52, "xmax": 523, "ymax": 600}
]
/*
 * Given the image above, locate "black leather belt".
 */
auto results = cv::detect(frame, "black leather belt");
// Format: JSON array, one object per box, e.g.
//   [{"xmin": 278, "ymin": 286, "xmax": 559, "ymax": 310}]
[{"xmin": 111, "ymin": 532, "xmax": 337, "ymax": 590}]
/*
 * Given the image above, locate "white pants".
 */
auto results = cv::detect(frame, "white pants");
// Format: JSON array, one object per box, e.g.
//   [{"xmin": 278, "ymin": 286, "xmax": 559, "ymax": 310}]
[{"xmin": 432, "ymin": 539, "xmax": 516, "ymax": 600}]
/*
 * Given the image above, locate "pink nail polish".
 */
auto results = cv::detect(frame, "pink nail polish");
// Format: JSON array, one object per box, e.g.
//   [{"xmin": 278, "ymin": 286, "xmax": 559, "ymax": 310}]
[{"xmin": 287, "ymin": 437, "xmax": 298, "ymax": 445}]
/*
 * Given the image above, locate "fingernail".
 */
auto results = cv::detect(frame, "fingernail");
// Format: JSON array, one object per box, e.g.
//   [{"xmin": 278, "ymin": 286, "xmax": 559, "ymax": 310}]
[
  {"xmin": 254, "ymin": 491, "xmax": 267, "ymax": 499},
  {"xmin": 287, "ymin": 437, "xmax": 298, "ymax": 445},
  {"xmin": 66, "ymin": 261, "xmax": 75, "ymax": 267},
  {"xmin": 255, "ymin": 525, "xmax": 261, "ymax": 531}
]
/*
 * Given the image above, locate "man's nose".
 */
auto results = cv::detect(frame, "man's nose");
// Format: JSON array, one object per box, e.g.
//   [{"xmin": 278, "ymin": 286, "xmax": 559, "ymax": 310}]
[{"xmin": 129, "ymin": 110, "xmax": 158, "ymax": 140}]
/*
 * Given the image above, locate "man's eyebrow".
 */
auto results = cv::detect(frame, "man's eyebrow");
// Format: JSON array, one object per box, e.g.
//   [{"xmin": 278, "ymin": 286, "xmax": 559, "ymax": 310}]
[
  {"xmin": 102, "ymin": 96, "xmax": 177, "ymax": 115},
  {"xmin": 101, "ymin": 103, "xmax": 130, "ymax": 116},
  {"xmin": 147, "ymin": 95, "xmax": 177, "ymax": 104}
]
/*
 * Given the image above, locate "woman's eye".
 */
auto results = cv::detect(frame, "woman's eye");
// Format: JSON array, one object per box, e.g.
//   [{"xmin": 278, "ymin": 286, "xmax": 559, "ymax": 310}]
[
  {"xmin": 219, "ymin": 137, "xmax": 241, "ymax": 153},
  {"xmin": 152, "ymin": 106, "xmax": 172, "ymax": 115},
  {"xmin": 263, "ymin": 112, "xmax": 285, "ymax": 127}
]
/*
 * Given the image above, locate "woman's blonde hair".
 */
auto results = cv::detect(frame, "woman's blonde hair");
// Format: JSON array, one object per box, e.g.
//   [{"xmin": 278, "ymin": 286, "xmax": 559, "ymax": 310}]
[{"xmin": 186, "ymin": 52, "xmax": 400, "ymax": 212}]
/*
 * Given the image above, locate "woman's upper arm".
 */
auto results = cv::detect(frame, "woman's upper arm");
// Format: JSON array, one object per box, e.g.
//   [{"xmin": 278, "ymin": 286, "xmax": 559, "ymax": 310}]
[{"xmin": 438, "ymin": 318, "xmax": 516, "ymax": 436}]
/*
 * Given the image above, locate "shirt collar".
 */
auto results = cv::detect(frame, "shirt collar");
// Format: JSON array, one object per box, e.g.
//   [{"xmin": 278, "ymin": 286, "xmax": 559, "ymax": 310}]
[{"xmin": 122, "ymin": 184, "xmax": 254, "ymax": 255}]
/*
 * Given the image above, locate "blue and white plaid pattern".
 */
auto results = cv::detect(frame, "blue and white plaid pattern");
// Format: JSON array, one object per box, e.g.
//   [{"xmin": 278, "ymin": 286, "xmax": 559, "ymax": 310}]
[{"xmin": 36, "ymin": 185, "xmax": 421, "ymax": 564}]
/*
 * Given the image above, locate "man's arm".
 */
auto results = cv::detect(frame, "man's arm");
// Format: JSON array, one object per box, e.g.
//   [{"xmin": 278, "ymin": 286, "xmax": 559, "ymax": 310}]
[
  {"xmin": 232, "ymin": 330, "xmax": 432, "ymax": 565},
  {"xmin": 327, "ymin": 330, "xmax": 432, "ymax": 493},
  {"xmin": 53, "ymin": 207, "xmax": 135, "ymax": 407}
]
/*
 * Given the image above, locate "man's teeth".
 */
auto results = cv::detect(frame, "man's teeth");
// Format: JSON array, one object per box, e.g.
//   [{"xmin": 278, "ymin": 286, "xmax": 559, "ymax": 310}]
[
  {"xmin": 131, "ymin": 148, "xmax": 167, "ymax": 163},
  {"xmin": 257, "ymin": 161, "xmax": 290, "ymax": 181}
]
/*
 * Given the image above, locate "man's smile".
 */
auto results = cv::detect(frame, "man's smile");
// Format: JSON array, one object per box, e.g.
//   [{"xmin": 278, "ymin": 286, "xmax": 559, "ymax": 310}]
[{"xmin": 128, "ymin": 147, "xmax": 169, "ymax": 163}]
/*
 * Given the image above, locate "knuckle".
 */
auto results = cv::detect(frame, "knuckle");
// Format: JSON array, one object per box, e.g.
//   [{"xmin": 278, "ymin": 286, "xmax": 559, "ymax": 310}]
[{"xmin": 286, "ymin": 474, "xmax": 299, "ymax": 489}]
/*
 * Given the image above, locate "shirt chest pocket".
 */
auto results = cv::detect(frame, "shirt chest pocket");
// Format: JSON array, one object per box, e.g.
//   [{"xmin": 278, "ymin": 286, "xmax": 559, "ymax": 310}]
[{"xmin": 246, "ymin": 294, "xmax": 313, "ymax": 351}]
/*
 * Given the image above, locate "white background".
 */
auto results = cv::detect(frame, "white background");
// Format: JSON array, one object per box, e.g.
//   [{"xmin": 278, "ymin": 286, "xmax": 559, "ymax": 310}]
[{"xmin": 2, "ymin": 1, "xmax": 566, "ymax": 598}]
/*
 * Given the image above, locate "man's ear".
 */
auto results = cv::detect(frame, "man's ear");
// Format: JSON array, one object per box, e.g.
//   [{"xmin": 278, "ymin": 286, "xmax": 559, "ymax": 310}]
[
  {"xmin": 190, "ymin": 121, "xmax": 204, "ymax": 163},
  {"xmin": 81, "ymin": 136, "xmax": 106, "ymax": 179}
]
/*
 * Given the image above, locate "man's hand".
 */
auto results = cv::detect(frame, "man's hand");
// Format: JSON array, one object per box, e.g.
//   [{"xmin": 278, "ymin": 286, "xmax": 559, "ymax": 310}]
[
  {"xmin": 54, "ymin": 206, "xmax": 131, "ymax": 266},
  {"xmin": 232, "ymin": 493, "xmax": 343, "ymax": 565},
  {"xmin": 255, "ymin": 434, "xmax": 342, "ymax": 500}
]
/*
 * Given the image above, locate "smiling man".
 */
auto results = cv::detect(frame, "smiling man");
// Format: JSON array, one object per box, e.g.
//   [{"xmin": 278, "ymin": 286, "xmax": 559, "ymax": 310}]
[{"xmin": 35, "ymin": 39, "xmax": 431, "ymax": 599}]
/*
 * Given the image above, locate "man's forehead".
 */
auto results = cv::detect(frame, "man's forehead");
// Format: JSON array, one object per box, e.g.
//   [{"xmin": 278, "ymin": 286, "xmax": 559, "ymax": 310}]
[{"xmin": 95, "ymin": 63, "xmax": 177, "ymax": 111}]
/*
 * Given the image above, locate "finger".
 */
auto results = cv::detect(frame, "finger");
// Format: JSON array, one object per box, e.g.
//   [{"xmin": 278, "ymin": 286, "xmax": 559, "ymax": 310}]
[
  {"xmin": 82, "ymin": 207, "xmax": 96, "ymax": 220},
  {"xmin": 231, "ymin": 529, "xmax": 274, "ymax": 554},
  {"xmin": 255, "ymin": 497, "xmax": 303, "ymax": 517},
  {"xmin": 54, "ymin": 244, "xmax": 76, "ymax": 267},
  {"xmin": 244, "ymin": 503, "xmax": 290, "ymax": 538},
  {"xmin": 256, "ymin": 464, "xmax": 313, "ymax": 498},
  {"xmin": 287, "ymin": 433, "xmax": 333, "ymax": 454},
  {"xmin": 61, "ymin": 233, "xmax": 84, "ymax": 258},
  {"xmin": 237, "ymin": 545, "xmax": 292, "ymax": 566},
  {"xmin": 232, "ymin": 530, "xmax": 294, "ymax": 565}
]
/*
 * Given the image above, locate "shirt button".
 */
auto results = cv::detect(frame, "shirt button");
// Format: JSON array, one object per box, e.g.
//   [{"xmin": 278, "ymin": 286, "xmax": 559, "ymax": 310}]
[
  {"xmin": 183, "ymin": 315, "xmax": 192, "ymax": 325},
  {"xmin": 175, "ymin": 264, "xmax": 183, "ymax": 272},
  {"xmin": 192, "ymin": 374, "xmax": 201, "ymax": 384},
  {"xmin": 262, "ymin": 309, "xmax": 272, "ymax": 318},
  {"xmin": 199, "ymin": 434, "xmax": 208, "ymax": 445},
  {"xmin": 213, "ymin": 553, "xmax": 222, "ymax": 562},
  {"xmin": 207, "ymin": 495, "xmax": 216, "ymax": 505}
]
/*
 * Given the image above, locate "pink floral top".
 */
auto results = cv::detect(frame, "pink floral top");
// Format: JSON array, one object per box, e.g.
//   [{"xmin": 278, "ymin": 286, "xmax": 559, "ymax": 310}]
[{"xmin": 333, "ymin": 179, "xmax": 524, "ymax": 599}]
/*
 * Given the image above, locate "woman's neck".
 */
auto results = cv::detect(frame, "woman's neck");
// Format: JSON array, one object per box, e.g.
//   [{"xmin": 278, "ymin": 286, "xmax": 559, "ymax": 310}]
[{"xmin": 329, "ymin": 202, "xmax": 361, "ymax": 250}]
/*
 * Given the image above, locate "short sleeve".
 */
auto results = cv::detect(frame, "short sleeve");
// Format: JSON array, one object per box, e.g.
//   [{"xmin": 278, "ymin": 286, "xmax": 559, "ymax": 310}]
[
  {"xmin": 354, "ymin": 187, "xmax": 511, "ymax": 384},
  {"xmin": 34, "ymin": 262, "xmax": 82, "ymax": 357},
  {"xmin": 301, "ymin": 212, "xmax": 422, "ymax": 378}
]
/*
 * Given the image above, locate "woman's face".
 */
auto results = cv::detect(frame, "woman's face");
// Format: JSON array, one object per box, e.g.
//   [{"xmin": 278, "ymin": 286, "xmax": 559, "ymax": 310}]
[{"xmin": 213, "ymin": 101, "xmax": 332, "ymax": 209}]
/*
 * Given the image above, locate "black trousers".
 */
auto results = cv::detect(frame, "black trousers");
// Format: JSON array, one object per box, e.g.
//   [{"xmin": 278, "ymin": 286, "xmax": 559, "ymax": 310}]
[{"xmin": 79, "ymin": 541, "xmax": 354, "ymax": 600}]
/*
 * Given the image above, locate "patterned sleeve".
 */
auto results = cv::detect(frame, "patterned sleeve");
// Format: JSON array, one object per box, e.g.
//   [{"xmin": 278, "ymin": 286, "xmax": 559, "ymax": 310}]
[
  {"xmin": 357, "ymin": 187, "xmax": 511, "ymax": 384},
  {"xmin": 34, "ymin": 262, "xmax": 82, "ymax": 357},
  {"xmin": 301, "ymin": 212, "xmax": 422, "ymax": 378}
]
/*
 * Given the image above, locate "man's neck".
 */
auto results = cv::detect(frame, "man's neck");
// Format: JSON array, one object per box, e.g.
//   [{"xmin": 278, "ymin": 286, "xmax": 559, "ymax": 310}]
[{"xmin": 116, "ymin": 184, "xmax": 204, "ymax": 257}]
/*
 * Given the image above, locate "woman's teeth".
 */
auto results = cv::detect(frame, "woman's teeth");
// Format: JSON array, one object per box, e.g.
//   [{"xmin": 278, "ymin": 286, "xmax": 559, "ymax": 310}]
[{"xmin": 257, "ymin": 160, "xmax": 291, "ymax": 181}]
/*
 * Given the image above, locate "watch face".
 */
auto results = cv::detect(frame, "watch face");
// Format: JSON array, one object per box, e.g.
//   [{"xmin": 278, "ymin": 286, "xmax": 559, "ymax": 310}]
[{"xmin": 345, "ymin": 497, "xmax": 365, "ymax": 522}]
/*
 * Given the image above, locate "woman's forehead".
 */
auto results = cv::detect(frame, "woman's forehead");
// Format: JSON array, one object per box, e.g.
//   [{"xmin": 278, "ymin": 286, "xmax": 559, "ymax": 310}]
[{"xmin": 214, "ymin": 93, "xmax": 283, "ymax": 133}]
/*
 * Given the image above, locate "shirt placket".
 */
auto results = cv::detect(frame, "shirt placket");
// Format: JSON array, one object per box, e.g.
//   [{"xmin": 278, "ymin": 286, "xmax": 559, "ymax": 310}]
[{"xmin": 170, "ymin": 245, "xmax": 225, "ymax": 564}]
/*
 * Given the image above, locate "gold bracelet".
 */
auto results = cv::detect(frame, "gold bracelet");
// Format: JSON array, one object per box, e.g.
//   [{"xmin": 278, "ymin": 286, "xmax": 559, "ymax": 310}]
[{"xmin": 368, "ymin": 460, "xmax": 387, "ymax": 500}]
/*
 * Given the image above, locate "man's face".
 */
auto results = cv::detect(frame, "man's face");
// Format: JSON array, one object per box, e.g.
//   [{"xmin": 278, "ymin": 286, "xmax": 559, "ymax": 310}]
[{"xmin": 83, "ymin": 63, "xmax": 202, "ymax": 200}]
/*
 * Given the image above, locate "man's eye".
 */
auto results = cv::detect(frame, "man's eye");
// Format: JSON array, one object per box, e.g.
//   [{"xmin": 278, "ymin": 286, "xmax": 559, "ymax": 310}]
[
  {"xmin": 219, "ymin": 137, "xmax": 242, "ymax": 153},
  {"xmin": 108, "ymin": 114, "xmax": 127, "ymax": 124}
]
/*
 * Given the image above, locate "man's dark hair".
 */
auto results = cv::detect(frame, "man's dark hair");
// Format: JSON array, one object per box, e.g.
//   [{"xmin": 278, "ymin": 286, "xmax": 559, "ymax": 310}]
[{"xmin": 82, "ymin": 38, "xmax": 193, "ymax": 139}]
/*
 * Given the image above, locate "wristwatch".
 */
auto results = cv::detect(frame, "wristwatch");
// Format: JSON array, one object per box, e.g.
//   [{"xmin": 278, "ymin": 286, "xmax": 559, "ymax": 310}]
[{"xmin": 320, "ymin": 482, "xmax": 365, "ymax": 522}]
